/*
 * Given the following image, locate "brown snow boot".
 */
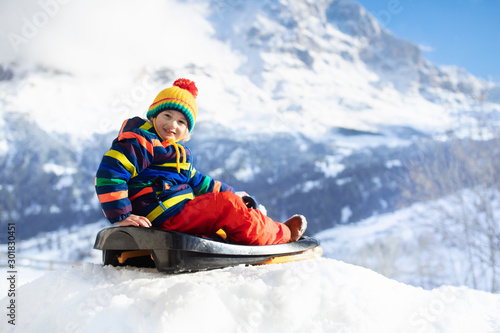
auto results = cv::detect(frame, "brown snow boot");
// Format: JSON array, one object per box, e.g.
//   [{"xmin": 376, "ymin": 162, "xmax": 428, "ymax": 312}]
[{"xmin": 284, "ymin": 215, "xmax": 307, "ymax": 242}]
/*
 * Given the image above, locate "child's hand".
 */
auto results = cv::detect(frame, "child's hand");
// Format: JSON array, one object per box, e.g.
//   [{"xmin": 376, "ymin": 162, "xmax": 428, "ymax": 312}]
[{"xmin": 116, "ymin": 214, "xmax": 152, "ymax": 228}]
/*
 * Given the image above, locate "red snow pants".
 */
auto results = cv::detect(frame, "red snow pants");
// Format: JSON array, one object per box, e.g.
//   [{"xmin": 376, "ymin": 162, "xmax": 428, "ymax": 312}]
[{"xmin": 157, "ymin": 191, "xmax": 291, "ymax": 245}]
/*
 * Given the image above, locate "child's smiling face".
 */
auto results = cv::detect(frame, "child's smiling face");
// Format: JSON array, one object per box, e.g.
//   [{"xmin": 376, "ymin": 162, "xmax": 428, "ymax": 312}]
[{"xmin": 154, "ymin": 110, "xmax": 188, "ymax": 141}]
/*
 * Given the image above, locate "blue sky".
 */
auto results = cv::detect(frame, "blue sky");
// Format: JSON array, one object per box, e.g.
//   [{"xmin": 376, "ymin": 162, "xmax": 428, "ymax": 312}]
[{"xmin": 356, "ymin": 0, "xmax": 500, "ymax": 83}]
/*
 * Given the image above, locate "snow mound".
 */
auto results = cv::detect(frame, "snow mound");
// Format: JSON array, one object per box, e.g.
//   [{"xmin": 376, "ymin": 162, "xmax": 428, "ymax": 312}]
[{"xmin": 5, "ymin": 259, "xmax": 500, "ymax": 333}]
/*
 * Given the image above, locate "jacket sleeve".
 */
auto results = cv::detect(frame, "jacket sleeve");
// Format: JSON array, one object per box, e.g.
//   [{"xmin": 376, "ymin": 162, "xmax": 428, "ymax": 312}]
[
  {"xmin": 189, "ymin": 167, "xmax": 234, "ymax": 196},
  {"xmin": 186, "ymin": 148, "xmax": 234, "ymax": 196},
  {"xmin": 95, "ymin": 124, "xmax": 155, "ymax": 223}
]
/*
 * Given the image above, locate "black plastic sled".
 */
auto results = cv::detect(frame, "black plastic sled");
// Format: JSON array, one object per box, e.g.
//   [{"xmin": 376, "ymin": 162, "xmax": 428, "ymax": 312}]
[{"xmin": 93, "ymin": 226, "xmax": 322, "ymax": 273}]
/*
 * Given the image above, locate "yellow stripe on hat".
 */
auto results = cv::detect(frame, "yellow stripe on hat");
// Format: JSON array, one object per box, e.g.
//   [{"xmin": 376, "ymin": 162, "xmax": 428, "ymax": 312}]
[{"xmin": 148, "ymin": 97, "xmax": 195, "ymax": 114}]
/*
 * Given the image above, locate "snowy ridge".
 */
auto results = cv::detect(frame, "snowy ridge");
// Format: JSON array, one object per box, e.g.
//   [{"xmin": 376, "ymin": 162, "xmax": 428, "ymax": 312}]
[
  {"xmin": 13, "ymin": 220, "xmax": 107, "ymax": 264},
  {"xmin": 317, "ymin": 189, "xmax": 500, "ymax": 292},
  {"xmin": 4, "ymin": 259, "xmax": 500, "ymax": 333}
]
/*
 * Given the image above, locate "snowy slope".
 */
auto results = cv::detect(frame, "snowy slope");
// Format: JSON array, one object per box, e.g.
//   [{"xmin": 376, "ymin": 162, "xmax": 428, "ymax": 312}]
[
  {"xmin": 316, "ymin": 189, "xmax": 500, "ymax": 293},
  {"xmin": 3, "ymin": 259, "xmax": 500, "ymax": 333}
]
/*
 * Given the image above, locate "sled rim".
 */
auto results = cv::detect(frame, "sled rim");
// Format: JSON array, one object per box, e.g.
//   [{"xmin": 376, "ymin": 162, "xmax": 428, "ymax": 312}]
[
  {"xmin": 253, "ymin": 245, "xmax": 323, "ymax": 266},
  {"xmin": 94, "ymin": 226, "xmax": 319, "ymax": 256}
]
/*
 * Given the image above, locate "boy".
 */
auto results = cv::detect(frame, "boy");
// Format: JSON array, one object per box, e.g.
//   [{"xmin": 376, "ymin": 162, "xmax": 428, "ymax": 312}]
[{"xmin": 95, "ymin": 78, "xmax": 306, "ymax": 245}]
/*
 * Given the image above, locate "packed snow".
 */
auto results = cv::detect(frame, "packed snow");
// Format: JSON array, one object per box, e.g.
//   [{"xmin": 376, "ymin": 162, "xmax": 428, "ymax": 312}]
[{"xmin": 3, "ymin": 257, "xmax": 500, "ymax": 333}]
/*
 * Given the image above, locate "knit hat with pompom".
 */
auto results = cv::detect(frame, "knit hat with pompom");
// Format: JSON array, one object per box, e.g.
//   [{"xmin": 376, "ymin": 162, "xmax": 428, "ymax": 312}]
[{"xmin": 147, "ymin": 78, "xmax": 198, "ymax": 132}]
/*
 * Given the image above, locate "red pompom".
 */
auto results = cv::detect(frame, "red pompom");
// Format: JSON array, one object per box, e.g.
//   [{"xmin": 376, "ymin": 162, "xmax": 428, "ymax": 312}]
[{"xmin": 173, "ymin": 78, "xmax": 198, "ymax": 98}]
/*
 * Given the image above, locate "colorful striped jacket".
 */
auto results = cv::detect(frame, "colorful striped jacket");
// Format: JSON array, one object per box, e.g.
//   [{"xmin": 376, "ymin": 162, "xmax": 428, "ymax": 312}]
[{"xmin": 95, "ymin": 117, "xmax": 234, "ymax": 226}]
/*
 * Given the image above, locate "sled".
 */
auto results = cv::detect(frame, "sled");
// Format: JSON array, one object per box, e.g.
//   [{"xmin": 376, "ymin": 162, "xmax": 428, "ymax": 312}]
[{"xmin": 93, "ymin": 226, "xmax": 322, "ymax": 273}]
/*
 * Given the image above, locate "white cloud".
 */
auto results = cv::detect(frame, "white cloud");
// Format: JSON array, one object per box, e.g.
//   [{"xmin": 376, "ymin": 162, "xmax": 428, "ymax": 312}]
[
  {"xmin": 418, "ymin": 43, "xmax": 434, "ymax": 53},
  {"xmin": 0, "ymin": 0, "xmax": 235, "ymax": 80}
]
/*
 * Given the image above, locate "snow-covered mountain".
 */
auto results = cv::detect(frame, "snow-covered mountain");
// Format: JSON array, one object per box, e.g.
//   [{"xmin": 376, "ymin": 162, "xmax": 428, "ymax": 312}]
[
  {"xmin": 1, "ymin": 0, "xmax": 499, "ymax": 239},
  {"xmin": 2, "ymin": 0, "xmax": 498, "ymax": 137}
]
